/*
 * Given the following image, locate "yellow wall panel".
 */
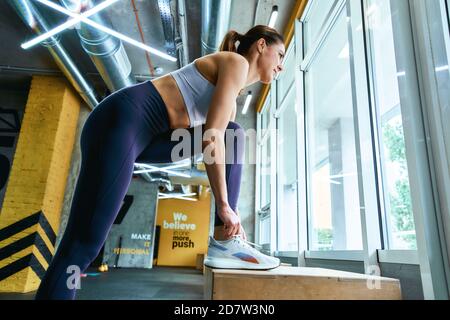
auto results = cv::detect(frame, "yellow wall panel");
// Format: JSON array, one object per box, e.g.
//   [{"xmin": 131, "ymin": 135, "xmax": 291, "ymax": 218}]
[{"xmin": 0, "ymin": 76, "xmax": 81, "ymax": 293}]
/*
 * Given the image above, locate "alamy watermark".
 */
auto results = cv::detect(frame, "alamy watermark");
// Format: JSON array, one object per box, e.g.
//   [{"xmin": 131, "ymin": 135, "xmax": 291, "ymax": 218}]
[
  {"xmin": 66, "ymin": 265, "xmax": 81, "ymax": 290},
  {"xmin": 168, "ymin": 126, "xmax": 278, "ymax": 173},
  {"xmin": 366, "ymin": 264, "xmax": 382, "ymax": 290}
]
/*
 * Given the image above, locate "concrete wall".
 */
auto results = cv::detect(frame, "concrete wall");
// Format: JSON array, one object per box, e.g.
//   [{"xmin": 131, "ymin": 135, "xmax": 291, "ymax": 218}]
[
  {"xmin": 0, "ymin": 77, "xmax": 29, "ymax": 209},
  {"xmin": 103, "ymin": 179, "xmax": 159, "ymax": 269},
  {"xmin": 380, "ymin": 262, "xmax": 424, "ymax": 300},
  {"xmin": 56, "ymin": 104, "xmax": 90, "ymax": 249}
]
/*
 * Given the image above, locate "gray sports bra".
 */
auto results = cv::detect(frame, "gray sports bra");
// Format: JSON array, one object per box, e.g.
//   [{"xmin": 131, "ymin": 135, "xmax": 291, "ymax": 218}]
[{"xmin": 169, "ymin": 61, "xmax": 216, "ymax": 128}]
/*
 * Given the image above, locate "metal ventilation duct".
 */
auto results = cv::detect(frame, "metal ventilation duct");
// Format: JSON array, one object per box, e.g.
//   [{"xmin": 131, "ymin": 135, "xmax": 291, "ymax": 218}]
[
  {"xmin": 60, "ymin": 0, "xmax": 135, "ymax": 92},
  {"xmin": 167, "ymin": 169, "xmax": 210, "ymax": 186},
  {"xmin": 201, "ymin": 0, "xmax": 232, "ymax": 55},
  {"xmin": 176, "ymin": 0, "xmax": 189, "ymax": 66},
  {"xmin": 158, "ymin": 0, "xmax": 177, "ymax": 57}
]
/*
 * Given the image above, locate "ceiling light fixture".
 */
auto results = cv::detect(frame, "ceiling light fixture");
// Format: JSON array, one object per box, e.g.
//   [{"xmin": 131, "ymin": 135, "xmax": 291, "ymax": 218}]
[
  {"xmin": 241, "ymin": 91, "xmax": 253, "ymax": 115},
  {"xmin": 436, "ymin": 65, "xmax": 449, "ymax": 72},
  {"xmin": 21, "ymin": 0, "xmax": 119, "ymax": 49},
  {"xmin": 158, "ymin": 192, "xmax": 198, "ymax": 201},
  {"xmin": 23, "ymin": 0, "xmax": 177, "ymax": 62},
  {"xmin": 268, "ymin": 5, "xmax": 279, "ymax": 28},
  {"xmin": 134, "ymin": 163, "xmax": 191, "ymax": 178}
]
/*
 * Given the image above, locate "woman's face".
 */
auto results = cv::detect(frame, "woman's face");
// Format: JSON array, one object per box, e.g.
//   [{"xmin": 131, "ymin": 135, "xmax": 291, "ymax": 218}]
[{"xmin": 256, "ymin": 39, "xmax": 286, "ymax": 84}]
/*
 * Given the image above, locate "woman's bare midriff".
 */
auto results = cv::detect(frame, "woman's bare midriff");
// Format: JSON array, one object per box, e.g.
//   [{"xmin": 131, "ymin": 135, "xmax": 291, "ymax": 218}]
[{"xmin": 150, "ymin": 54, "xmax": 219, "ymax": 130}]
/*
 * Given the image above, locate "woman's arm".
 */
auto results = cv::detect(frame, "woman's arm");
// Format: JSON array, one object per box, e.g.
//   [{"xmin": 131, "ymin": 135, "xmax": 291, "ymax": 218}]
[{"xmin": 202, "ymin": 54, "xmax": 249, "ymax": 236}]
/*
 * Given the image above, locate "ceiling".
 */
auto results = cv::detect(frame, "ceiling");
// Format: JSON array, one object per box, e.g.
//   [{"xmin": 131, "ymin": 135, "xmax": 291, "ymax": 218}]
[{"xmin": 0, "ymin": 0, "xmax": 297, "ymax": 100}]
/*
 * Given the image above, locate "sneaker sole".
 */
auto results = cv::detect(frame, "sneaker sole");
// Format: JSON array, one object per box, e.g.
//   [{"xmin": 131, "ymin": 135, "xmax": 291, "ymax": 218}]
[{"xmin": 204, "ymin": 256, "xmax": 280, "ymax": 270}]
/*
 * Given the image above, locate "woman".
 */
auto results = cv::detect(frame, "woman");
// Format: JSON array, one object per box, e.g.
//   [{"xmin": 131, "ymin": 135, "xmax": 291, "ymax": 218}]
[{"xmin": 35, "ymin": 25, "xmax": 285, "ymax": 299}]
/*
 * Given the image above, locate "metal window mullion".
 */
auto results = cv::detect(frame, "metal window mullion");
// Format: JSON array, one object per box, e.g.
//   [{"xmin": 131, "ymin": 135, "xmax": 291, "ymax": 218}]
[
  {"xmin": 296, "ymin": 18, "xmax": 308, "ymax": 267},
  {"xmin": 377, "ymin": 249, "xmax": 420, "ymax": 265},
  {"xmin": 255, "ymin": 113, "xmax": 262, "ymax": 244},
  {"xmin": 346, "ymin": 0, "xmax": 383, "ymax": 272},
  {"xmin": 274, "ymin": 251, "xmax": 299, "ymax": 258},
  {"xmin": 275, "ymin": 80, "xmax": 283, "ymax": 252},
  {"xmin": 305, "ymin": 250, "xmax": 365, "ymax": 261},
  {"xmin": 269, "ymin": 85, "xmax": 278, "ymax": 254}
]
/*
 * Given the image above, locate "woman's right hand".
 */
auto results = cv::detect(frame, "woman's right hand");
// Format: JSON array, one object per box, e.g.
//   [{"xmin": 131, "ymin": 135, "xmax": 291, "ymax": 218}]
[{"xmin": 217, "ymin": 203, "xmax": 242, "ymax": 238}]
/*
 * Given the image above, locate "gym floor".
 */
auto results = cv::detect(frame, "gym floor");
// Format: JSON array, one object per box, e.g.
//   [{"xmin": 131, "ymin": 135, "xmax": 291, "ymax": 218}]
[{"xmin": 0, "ymin": 267, "xmax": 204, "ymax": 300}]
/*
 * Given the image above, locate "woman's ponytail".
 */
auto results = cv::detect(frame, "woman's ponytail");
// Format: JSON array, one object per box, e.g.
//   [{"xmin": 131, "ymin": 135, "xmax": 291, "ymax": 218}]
[{"xmin": 218, "ymin": 30, "xmax": 241, "ymax": 53}]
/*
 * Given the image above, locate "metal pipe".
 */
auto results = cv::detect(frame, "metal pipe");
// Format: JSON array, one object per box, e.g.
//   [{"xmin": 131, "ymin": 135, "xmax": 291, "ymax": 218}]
[
  {"xmin": 201, "ymin": 0, "xmax": 233, "ymax": 55},
  {"xmin": 177, "ymin": 0, "xmax": 189, "ymax": 66},
  {"xmin": 60, "ymin": 0, "xmax": 135, "ymax": 91},
  {"xmin": 167, "ymin": 169, "xmax": 210, "ymax": 186}
]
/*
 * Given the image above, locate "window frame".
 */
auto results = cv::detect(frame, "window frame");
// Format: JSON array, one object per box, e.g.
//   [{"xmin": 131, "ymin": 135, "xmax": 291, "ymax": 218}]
[
  {"xmin": 255, "ymin": 2, "xmax": 450, "ymax": 299},
  {"xmin": 301, "ymin": 0, "xmax": 380, "ymax": 262}
]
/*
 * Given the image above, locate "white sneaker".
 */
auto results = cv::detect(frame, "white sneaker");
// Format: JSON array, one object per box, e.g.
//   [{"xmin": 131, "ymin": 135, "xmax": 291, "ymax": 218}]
[{"xmin": 204, "ymin": 235, "xmax": 280, "ymax": 270}]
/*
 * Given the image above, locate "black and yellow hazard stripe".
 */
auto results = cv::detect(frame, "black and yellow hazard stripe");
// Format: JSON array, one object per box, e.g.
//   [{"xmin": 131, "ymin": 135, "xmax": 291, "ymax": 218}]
[
  {"xmin": 0, "ymin": 76, "xmax": 81, "ymax": 292},
  {"xmin": 0, "ymin": 210, "xmax": 56, "ymax": 282}
]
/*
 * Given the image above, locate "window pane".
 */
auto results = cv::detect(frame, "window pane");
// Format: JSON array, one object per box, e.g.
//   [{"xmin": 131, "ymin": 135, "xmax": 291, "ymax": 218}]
[
  {"xmin": 261, "ymin": 137, "xmax": 271, "ymax": 208},
  {"xmin": 260, "ymin": 101, "xmax": 271, "ymax": 208},
  {"xmin": 305, "ymin": 7, "xmax": 363, "ymax": 251},
  {"xmin": 277, "ymin": 87, "xmax": 298, "ymax": 251},
  {"xmin": 260, "ymin": 215, "xmax": 270, "ymax": 245},
  {"xmin": 304, "ymin": 0, "xmax": 337, "ymax": 53},
  {"xmin": 367, "ymin": 0, "xmax": 417, "ymax": 249}
]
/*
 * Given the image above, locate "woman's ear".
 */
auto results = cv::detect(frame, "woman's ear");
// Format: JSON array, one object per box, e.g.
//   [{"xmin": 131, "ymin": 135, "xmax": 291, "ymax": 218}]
[{"xmin": 257, "ymin": 38, "xmax": 266, "ymax": 54}]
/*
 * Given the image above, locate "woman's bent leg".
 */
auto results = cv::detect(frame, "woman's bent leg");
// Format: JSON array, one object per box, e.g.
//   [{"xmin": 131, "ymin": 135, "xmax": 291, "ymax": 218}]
[{"xmin": 214, "ymin": 121, "xmax": 245, "ymax": 227}]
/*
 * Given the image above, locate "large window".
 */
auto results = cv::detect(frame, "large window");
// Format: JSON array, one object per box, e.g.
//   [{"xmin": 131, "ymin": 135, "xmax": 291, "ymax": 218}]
[
  {"xmin": 253, "ymin": 0, "xmax": 450, "ymax": 298},
  {"xmin": 366, "ymin": 0, "xmax": 416, "ymax": 249},
  {"xmin": 255, "ymin": 0, "xmax": 448, "ymax": 282},
  {"xmin": 304, "ymin": 3, "xmax": 363, "ymax": 251}
]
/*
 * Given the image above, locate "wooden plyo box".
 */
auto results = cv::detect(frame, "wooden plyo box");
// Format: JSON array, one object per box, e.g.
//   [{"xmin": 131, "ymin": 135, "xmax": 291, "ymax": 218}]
[
  {"xmin": 196, "ymin": 254, "xmax": 205, "ymax": 272},
  {"xmin": 204, "ymin": 266, "xmax": 402, "ymax": 300}
]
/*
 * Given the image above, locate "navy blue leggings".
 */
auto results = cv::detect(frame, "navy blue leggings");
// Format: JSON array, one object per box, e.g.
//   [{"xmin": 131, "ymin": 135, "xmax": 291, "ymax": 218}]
[{"xmin": 35, "ymin": 80, "xmax": 245, "ymax": 300}]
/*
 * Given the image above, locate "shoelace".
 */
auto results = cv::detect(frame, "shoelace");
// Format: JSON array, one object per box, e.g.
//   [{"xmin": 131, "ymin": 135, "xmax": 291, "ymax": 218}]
[{"xmin": 231, "ymin": 235, "xmax": 263, "ymax": 250}]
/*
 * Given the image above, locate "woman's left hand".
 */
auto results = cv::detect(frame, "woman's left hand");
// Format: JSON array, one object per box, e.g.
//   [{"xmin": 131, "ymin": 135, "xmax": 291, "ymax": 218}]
[
  {"xmin": 238, "ymin": 225, "xmax": 247, "ymax": 240},
  {"xmin": 235, "ymin": 208, "xmax": 247, "ymax": 240}
]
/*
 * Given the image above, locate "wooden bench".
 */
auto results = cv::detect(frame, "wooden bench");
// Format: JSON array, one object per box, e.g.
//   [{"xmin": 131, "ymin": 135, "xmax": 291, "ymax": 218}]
[{"xmin": 204, "ymin": 266, "xmax": 402, "ymax": 300}]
